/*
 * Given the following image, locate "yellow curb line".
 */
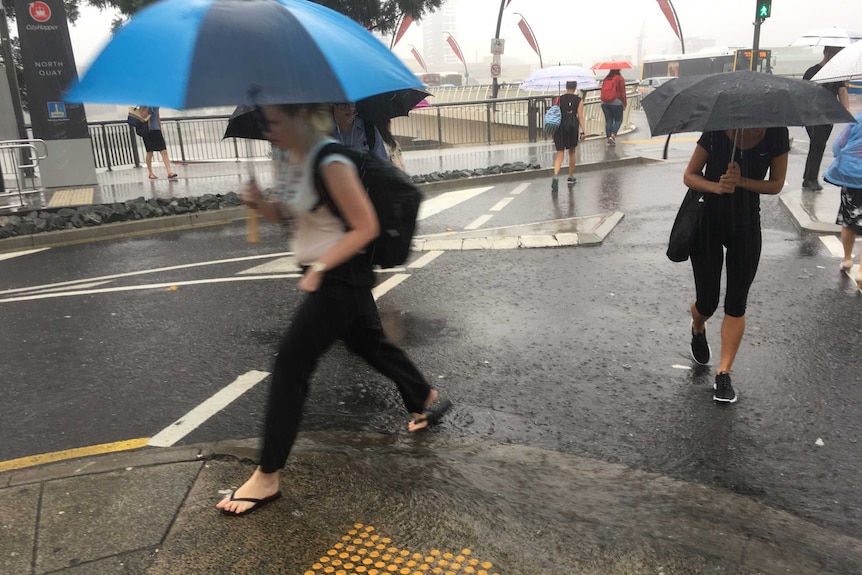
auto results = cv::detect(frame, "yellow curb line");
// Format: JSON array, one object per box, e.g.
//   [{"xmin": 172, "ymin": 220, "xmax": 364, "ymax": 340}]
[{"xmin": 0, "ymin": 438, "xmax": 151, "ymax": 473}]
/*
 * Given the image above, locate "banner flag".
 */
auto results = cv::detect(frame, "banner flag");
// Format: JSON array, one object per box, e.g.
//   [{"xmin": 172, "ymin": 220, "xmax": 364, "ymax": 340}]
[
  {"xmin": 517, "ymin": 17, "xmax": 540, "ymax": 57},
  {"xmin": 393, "ymin": 14, "xmax": 414, "ymax": 47},
  {"xmin": 445, "ymin": 34, "xmax": 465, "ymax": 64},
  {"xmin": 654, "ymin": 0, "xmax": 681, "ymax": 39},
  {"xmin": 411, "ymin": 45, "xmax": 427, "ymax": 72}
]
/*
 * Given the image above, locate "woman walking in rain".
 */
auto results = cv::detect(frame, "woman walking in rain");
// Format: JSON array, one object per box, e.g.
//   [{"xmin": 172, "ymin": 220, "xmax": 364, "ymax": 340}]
[
  {"xmin": 825, "ymin": 112, "xmax": 862, "ymax": 288},
  {"xmin": 599, "ymin": 69, "xmax": 627, "ymax": 145},
  {"xmin": 684, "ymin": 127, "xmax": 789, "ymax": 403},
  {"xmin": 217, "ymin": 103, "xmax": 449, "ymax": 517}
]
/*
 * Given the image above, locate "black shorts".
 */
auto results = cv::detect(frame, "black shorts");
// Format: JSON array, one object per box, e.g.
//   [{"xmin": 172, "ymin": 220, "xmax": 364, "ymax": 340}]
[
  {"xmin": 143, "ymin": 130, "xmax": 167, "ymax": 152},
  {"xmin": 553, "ymin": 126, "xmax": 579, "ymax": 151}
]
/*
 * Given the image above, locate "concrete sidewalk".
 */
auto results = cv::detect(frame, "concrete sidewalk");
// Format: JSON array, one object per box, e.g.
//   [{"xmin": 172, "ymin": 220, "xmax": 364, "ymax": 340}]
[{"xmin": 4, "ymin": 434, "xmax": 862, "ymax": 575}]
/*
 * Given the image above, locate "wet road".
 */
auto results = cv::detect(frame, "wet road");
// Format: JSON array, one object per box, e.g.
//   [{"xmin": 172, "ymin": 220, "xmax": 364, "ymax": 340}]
[{"xmin": 1, "ymin": 155, "xmax": 860, "ymax": 548}]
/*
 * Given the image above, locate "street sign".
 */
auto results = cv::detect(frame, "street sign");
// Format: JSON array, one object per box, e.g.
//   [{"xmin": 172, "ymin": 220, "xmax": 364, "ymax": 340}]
[
  {"xmin": 490, "ymin": 37, "xmax": 505, "ymax": 55},
  {"xmin": 47, "ymin": 101, "xmax": 66, "ymax": 119},
  {"xmin": 490, "ymin": 63, "xmax": 501, "ymax": 77}
]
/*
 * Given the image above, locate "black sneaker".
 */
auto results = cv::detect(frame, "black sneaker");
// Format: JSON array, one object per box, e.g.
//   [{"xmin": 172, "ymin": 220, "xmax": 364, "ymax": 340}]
[
  {"xmin": 713, "ymin": 372, "xmax": 738, "ymax": 403},
  {"xmin": 551, "ymin": 177, "xmax": 559, "ymax": 192},
  {"xmin": 690, "ymin": 324, "xmax": 711, "ymax": 365}
]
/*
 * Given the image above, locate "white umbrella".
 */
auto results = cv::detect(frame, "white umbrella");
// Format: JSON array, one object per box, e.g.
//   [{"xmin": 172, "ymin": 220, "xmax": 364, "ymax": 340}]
[
  {"xmin": 792, "ymin": 27, "xmax": 862, "ymax": 48},
  {"xmin": 812, "ymin": 40, "xmax": 862, "ymax": 83},
  {"xmin": 520, "ymin": 65, "xmax": 598, "ymax": 92}
]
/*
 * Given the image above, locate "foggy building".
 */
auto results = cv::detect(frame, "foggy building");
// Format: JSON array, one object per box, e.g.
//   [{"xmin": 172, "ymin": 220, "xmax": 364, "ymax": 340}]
[{"xmin": 422, "ymin": 0, "xmax": 460, "ymax": 72}]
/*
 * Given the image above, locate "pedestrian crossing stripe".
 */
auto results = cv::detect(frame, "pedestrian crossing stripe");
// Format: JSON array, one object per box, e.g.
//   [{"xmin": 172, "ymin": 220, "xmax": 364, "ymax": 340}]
[{"xmin": 305, "ymin": 524, "xmax": 500, "ymax": 575}]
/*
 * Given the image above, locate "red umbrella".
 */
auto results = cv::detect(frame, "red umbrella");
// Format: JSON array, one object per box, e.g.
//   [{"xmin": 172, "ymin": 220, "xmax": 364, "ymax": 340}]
[{"xmin": 591, "ymin": 61, "xmax": 634, "ymax": 70}]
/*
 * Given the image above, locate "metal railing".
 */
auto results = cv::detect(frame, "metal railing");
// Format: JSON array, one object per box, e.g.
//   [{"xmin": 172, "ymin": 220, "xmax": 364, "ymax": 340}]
[
  {"xmin": 0, "ymin": 139, "xmax": 47, "ymax": 211},
  {"xmin": 79, "ymin": 88, "xmax": 641, "ymax": 171}
]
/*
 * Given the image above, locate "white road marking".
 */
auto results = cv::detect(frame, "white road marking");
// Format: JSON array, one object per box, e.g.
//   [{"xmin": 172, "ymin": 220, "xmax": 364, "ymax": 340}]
[
  {"xmin": 0, "ymin": 251, "xmax": 294, "ymax": 296},
  {"xmin": 464, "ymin": 214, "xmax": 494, "ymax": 230},
  {"xmin": 408, "ymin": 251, "xmax": 444, "ymax": 269},
  {"xmin": 510, "ymin": 183, "xmax": 530, "ymax": 196},
  {"xmin": 0, "ymin": 275, "xmax": 300, "ymax": 303},
  {"xmin": 0, "ymin": 248, "xmax": 50, "ymax": 262},
  {"xmin": 148, "ymin": 370, "xmax": 270, "ymax": 447},
  {"xmin": 238, "ymin": 256, "xmax": 300, "ymax": 275},
  {"xmin": 490, "ymin": 197, "xmax": 514, "ymax": 212},
  {"xmin": 20, "ymin": 281, "xmax": 113, "ymax": 294},
  {"xmin": 372, "ymin": 273, "xmax": 410, "ymax": 300},
  {"xmin": 418, "ymin": 186, "xmax": 493, "ymax": 220},
  {"xmin": 672, "ymin": 365, "xmax": 692, "ymax": 370},
  {"xmin": 820, "ymin": 235, "xmax": 844, "ymax": 258}
]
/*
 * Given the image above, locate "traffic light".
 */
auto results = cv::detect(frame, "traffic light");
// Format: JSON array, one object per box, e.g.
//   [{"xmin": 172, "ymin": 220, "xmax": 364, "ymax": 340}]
[{"xmin": 756, "ymin": 0, "xmax": 772, "ymax": 19}]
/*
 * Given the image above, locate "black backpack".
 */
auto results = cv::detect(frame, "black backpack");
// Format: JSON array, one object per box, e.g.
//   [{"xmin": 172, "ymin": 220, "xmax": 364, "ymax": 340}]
[
  {"xmin": 313, "ymin": 142, "xmax": 422, "ymax": 269},
  {"xmin": 561, "ymin": 96, "xmax": 579, "ymax": 131}
]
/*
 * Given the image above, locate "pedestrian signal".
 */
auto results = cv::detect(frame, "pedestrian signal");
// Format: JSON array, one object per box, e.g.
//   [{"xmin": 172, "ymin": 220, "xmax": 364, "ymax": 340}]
[{"xmin": 756, "ymin": 0, "xmax": 771, "ymax": 19}]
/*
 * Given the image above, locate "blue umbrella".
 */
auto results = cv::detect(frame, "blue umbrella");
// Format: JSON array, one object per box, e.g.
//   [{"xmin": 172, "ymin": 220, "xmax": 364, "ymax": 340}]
[{"xmin": 65, "ymin": 0, "xmax": 423, "ymax": 109}]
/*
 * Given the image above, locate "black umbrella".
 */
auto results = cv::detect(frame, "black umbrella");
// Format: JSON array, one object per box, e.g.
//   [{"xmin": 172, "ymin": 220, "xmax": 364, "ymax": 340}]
[
  {"xmin": 223, "ymin": 105, "xmax": 269, "ymax": 140},
  {"xmin": 355, "ymin": 88, "xmax": 430, "ymax": 124},
  {"xmin": 641, "ymin": 71, "xmax": 856, "ymax": 136},
  {"xmin": 223, "ymin": 88, "xmax": 431, "ymax": 140}
]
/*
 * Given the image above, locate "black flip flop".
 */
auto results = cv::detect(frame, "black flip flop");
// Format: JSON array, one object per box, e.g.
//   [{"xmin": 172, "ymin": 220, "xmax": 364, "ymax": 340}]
[
  {"xmin": 413, "ymin": 399, "xmax": 452, "ymax": 429},
  {"xmin": 219, "ymin": 490, "xmax": 282, "ymax": 517}
]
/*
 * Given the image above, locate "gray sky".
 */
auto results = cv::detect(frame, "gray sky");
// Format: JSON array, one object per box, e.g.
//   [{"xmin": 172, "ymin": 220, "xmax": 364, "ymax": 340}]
[{"xmin": 67, "ymin": 0, "xmax": 862, "ymax": 72}]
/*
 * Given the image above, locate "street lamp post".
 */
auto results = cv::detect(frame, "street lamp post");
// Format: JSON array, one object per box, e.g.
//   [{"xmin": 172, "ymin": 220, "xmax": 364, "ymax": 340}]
[{"xmin": 491, "ymin": 0, "xmax": 506, "ymax": 99}]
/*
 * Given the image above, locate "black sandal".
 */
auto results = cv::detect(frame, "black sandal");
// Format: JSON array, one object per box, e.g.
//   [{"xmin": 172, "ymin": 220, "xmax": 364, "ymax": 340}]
[
  {"xmin": 410, "ymin": 399, "xmax": 452, "ymax": 431},
  {"xmin": 219, "ymin": 491, "xmax": 282, "ymax": 517}
]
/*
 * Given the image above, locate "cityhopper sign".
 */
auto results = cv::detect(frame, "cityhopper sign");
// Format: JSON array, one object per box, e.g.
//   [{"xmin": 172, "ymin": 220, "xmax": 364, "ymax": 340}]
[{"xmin": 15, "ymin": 0, "xmax": 89, "ymax": 140}]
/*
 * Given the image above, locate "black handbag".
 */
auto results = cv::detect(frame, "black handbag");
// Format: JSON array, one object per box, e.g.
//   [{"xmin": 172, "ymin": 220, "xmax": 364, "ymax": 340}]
[{"xmin": 667, "ymin": 188, "xmax": 705, "ymax": 262}]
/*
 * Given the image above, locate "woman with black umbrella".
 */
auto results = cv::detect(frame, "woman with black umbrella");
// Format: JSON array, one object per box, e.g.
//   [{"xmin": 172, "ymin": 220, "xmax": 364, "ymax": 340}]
[{"xmin": 683, "ymin": 127, "xmax": 790, "ymax": 403}]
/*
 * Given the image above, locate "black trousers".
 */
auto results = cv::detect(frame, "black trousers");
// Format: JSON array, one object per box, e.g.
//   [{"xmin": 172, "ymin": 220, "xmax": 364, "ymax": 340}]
[
  {"xmin": 690, "ymin": 220, "xmax": 762, "ymax": 319},
  {"xmin": 804, "ymin": 124, "xmax": 833, "ymax": 182},
  {"xmin": 258, "ymin": 279, "xmax": 431, "ymax": 473}
]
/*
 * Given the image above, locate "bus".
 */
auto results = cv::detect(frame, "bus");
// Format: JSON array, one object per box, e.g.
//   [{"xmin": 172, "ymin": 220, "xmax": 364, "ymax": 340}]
[
  {"xmin": 415, "ymin": 72, "xmax": 463, "ymax": 87},
  {"xmin": 641, "ymin": 48, "xmax": 772, "ymax": 80},
  {"xmin": 416, "ymin": 73, "xmax": 440, "ymax": 87}
]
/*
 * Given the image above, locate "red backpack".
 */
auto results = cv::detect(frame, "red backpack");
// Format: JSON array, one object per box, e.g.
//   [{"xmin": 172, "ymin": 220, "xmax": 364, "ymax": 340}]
[{"xmin": 600, "ymin": 77, "xmax": 618, "ymax": 103}]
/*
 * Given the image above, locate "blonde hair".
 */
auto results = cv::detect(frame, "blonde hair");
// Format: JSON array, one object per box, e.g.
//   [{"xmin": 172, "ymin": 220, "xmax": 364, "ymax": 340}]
[{"xmin": 276, "ymin": 103, "xmax": 333, "ymax": 135}]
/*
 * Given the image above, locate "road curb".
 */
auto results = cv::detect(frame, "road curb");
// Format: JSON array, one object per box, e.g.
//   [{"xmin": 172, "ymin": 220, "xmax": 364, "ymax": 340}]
[
  {"xmin": 778, "ymin": 188, "xmax": 841, "ymax": 234},
  {"xmin": 0, "ymin": 208, "xmax": 246, "ymax": 254},
  {"xmin": 0, "ymin": 439, "xmax": 262, "ymax": 487}
]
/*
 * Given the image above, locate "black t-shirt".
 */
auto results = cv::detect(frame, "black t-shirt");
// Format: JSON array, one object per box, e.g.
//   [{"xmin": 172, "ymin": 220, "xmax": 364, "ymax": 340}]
[
  {"xmin": 697, "ymin": 128, "xmax": 790, "ymax": 228},
  {"xmin": 803, "ymin": 63, "xmax": 844, "ymax": 96}
]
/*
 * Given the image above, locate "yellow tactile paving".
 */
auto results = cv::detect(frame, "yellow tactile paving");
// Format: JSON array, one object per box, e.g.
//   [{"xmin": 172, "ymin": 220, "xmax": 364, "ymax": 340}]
[
  {"xmin": 305, "ymin": 524, "xmax": 500, "ymax": 575},
  {"xmin": 46, "ymin": 187, "xmax": 95, "ymax": 207}
]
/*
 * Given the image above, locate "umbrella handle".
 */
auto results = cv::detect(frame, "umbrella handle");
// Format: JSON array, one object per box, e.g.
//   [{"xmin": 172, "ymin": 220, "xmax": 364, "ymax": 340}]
[
  {"xmin": 247, "ymin": 206, "xmax": 260, "ymax": 243},
  {"xmin": 244, "ymin": 136, "xmax": 260, "ymax": 243}
]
